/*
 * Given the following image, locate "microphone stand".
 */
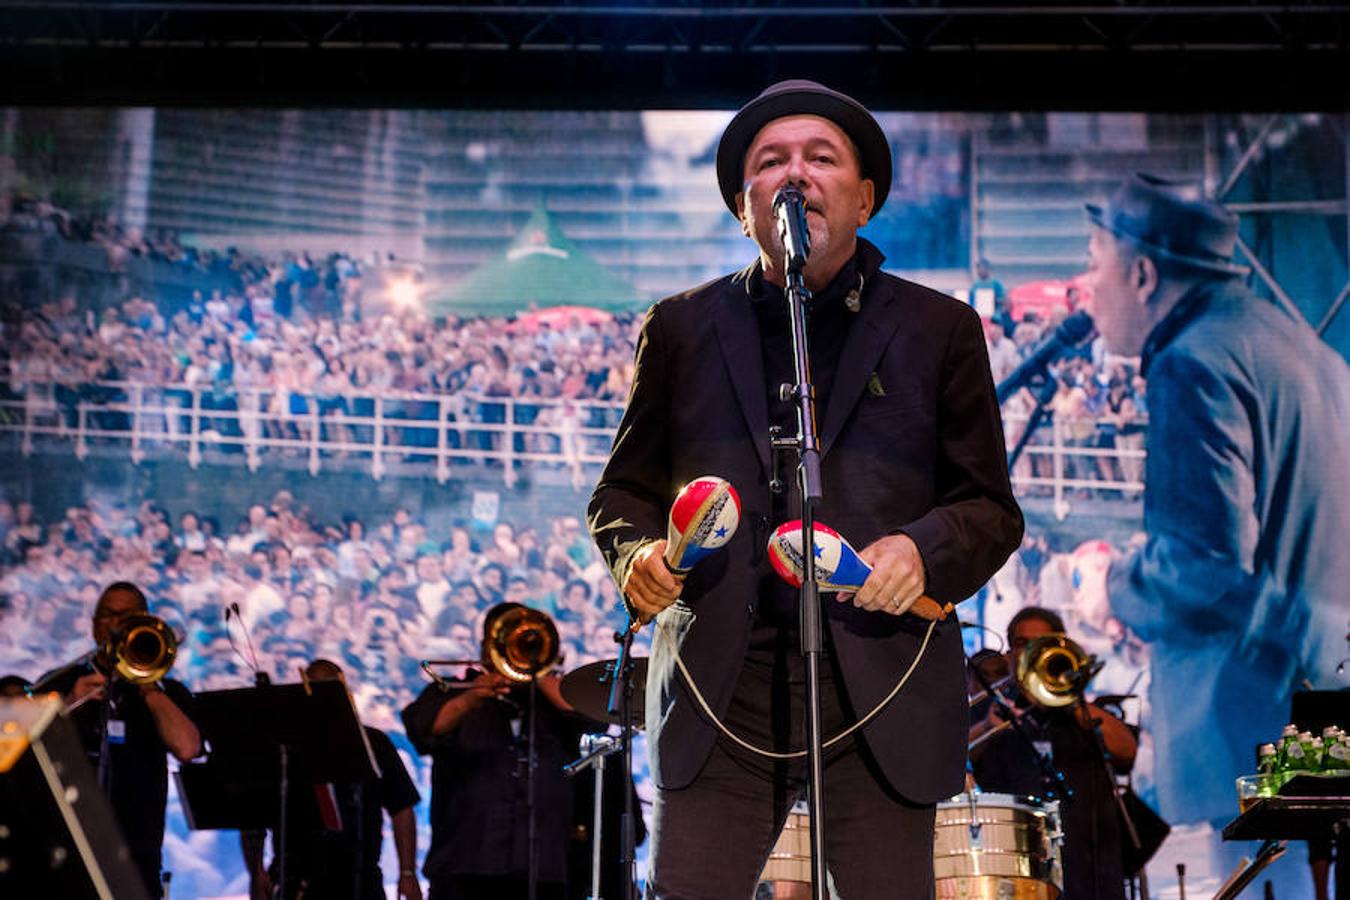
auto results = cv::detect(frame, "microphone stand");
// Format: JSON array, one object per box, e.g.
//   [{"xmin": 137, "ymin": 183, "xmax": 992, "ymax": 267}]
[
  {"xmin": 1003, "ymin": 368, "xmax": 1060, "ymax": 472},
  {"xmin": 606, "ymin": 621, "xmax": 640, "ymax": 900},
  {"xmin": 1074, "ymin": 693, "xmax": 1148, "ymax": 900},
  {"xmin": 563, "ymin": 733, "xmax": 623, "ymax": 900},
  {"xmin": 774, "ymin": 186, "xmax": 829, "ymax": 900},
  {"xmin": 527, "ymin": 673, "xmax": 539, "ymax": 900}
]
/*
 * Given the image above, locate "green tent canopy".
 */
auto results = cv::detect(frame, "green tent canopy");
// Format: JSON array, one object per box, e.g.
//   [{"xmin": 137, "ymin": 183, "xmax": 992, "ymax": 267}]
[{"xmin": 427, "ymin": 206, "xmax": 643, "ymax": 317}]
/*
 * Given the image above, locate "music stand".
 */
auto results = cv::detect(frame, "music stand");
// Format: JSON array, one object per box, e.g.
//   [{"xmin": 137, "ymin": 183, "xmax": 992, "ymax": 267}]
[{"xmin": 174, "ymin": 681, "xmax": 378, "ymax": 897}]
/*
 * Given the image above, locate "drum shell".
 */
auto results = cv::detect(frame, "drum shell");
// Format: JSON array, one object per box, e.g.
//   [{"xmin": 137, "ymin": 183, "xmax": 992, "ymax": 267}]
[
  {"xmin": 760, "ymin": 808, "xmax": 811, "ymax": 885},
  {"xmin": 933, "ymin": 792, "xmax": 1061, "ymax": 896}
]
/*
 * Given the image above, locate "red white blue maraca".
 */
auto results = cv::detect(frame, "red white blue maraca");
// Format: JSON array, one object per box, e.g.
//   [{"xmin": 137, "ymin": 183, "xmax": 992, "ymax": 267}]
[
  {"xmin": 665, "ymin": 476, "xmax": 742, "ymax": 574},
  {"xmin": 767, "ymin": 520, "xmax": 872, "ymax": 591},
  {"xmin": 767, "ymin": 520, "xmax": 952, "ymax": 620}
]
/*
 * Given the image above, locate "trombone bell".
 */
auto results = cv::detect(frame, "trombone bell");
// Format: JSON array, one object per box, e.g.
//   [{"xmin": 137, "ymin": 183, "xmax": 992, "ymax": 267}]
[
  {"xmin": 101, "ymin": 614, "xmax": 178, "ymax": 684},
  {"xmin": 421, "ymin": 606, "xmax": 562, "ymax": 688},
  {"xmin": 1015, "ymin": 633, "xmax": 1097, "ymax": 708},
  {"xmin": 485, "ymin": 605, "xmax": 560, "ymax": 682}
]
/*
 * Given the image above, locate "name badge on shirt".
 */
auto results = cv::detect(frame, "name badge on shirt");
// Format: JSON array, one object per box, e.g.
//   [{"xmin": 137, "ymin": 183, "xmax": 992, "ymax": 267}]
[{"xmin": 106, "ymin": 718, "xmax": 127, "ymax": 744}]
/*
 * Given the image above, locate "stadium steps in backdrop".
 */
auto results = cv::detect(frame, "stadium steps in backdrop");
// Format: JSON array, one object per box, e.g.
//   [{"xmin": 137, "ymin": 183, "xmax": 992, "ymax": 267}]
[{"xmin": 972, "ymin": 114, "xmax": 1207, "ymax": 285}]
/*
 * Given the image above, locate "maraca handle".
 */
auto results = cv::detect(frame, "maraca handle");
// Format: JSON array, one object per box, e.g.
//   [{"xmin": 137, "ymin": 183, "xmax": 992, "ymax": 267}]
[{"xmin": 912, "ymin": 596, "xmax": 954, "ymax": 621}]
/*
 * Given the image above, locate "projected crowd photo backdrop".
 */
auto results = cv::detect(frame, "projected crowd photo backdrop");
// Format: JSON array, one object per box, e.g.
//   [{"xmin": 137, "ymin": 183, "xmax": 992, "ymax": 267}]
[{"xmin": 1, "ymin": 106, "xmax": 1347, "ymax": 898}]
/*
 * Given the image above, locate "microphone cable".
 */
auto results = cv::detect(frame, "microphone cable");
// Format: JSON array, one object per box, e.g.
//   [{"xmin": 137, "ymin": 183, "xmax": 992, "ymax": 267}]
[{"xmin": 652, "ymin": 612, "xmax": 939, "ymax": 760}]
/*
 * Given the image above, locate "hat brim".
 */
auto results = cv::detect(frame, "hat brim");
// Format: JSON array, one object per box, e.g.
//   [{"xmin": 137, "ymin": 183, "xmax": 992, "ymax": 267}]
[
  {"xmin": 1086, "ymin": 203, "xmax": 1251, "ymax": 277},
  {"xmin": 717, "ymin": 86, "xmax": 892, "ymax": 222}
]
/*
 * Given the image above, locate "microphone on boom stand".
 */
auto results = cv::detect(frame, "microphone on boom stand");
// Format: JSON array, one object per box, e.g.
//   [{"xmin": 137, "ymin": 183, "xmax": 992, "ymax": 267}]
[
  {"xmin": 995, "ymin": 311, "xmax": 1096, "ymax": 405},
  {"xmin": 774, "ymin": 184, "xmax": 811, "ymax": 274}
]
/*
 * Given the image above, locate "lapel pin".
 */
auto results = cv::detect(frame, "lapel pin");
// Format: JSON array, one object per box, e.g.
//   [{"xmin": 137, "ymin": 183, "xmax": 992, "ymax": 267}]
[{"xmin": 867, "ymin": 372, "xmax": 886, "ymax": 397}]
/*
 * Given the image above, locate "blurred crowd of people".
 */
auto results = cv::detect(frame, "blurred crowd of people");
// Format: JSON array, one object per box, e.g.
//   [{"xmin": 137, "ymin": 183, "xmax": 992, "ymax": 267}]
[
  {"xmin": 0, "ymin": 490, "xmax": 635, "ymax": 738},
  {"xmin": 2, "ymin": 197, "xmax": 1148, "ymax": 495},
  {"xmin": 4, "ymin": 191, "xmax": 370, "ymax": 319},
  {"xmin": 1, "ymin": 288, "xmax": 640, "ymax": 480}
]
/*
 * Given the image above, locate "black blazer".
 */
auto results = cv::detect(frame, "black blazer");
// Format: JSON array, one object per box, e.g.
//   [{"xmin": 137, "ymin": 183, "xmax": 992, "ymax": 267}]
[{"xmin": 589, "ymin": 245, "xmax": 1023, "ymax": 802}]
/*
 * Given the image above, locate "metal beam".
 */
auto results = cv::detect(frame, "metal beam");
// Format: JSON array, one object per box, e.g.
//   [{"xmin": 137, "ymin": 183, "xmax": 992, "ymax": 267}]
[{"xmin": 1, "ymin": 2, "xmax": 1349, "ymax": 15}]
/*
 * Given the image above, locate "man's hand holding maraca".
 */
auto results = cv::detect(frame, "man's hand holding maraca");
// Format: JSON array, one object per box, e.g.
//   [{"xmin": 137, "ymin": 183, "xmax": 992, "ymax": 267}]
[
  {"xmin": 841, "ymin": 533, "xmax": 927, "ymax": 616},
  {"xmin": 622, "ymin": 539, "xmax": 684, "ymax": 624},
  {"xmin": 624, "ymin": 475, "xmax": 740, "ymax": 626}
]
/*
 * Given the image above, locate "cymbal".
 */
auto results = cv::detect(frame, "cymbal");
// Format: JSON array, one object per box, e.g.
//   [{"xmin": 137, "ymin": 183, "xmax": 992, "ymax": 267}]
[{"xmin": 561, "ymin": 657, "xmax": 648, "ymax": 728}]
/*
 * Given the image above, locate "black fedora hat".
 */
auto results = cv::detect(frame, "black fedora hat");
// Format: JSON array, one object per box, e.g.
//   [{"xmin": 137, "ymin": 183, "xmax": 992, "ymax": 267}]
[
  {"xmin": 1086, "ymin": 173, "xmax": 1250, "ymax": 276},
  {"xmin": 715, "ymin": 79, "xmax": 892, "ymax": 220}
]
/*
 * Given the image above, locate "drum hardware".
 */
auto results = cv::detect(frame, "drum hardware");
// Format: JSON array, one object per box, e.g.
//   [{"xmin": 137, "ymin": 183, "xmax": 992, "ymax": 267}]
[
  {"xmin": 559, "ymin": 658, "xmax": 648, "ymax": 729},
  {"xmin": 759, "ymin": 804, "xmax": 812, "ymax": 898}
]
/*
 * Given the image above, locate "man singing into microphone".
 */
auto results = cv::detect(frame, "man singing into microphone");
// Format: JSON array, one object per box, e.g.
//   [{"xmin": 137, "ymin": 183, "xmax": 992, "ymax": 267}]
[{"xmin": 588, "ymin": 80, "xmax": 1022, "ymax": 897}]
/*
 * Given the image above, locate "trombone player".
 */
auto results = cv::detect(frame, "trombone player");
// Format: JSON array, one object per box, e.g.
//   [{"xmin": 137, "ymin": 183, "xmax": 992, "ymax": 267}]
[
  {"xmin": 401, "ymin": 603, "xmax": 585, "ymax": 900},
  {"xmin": 969, "ymin": 607, "xmax": 1137, "ymax": 900},
  {"xmin": 36, "ymin": 581, "xmax": 201, "ymax": 899}
]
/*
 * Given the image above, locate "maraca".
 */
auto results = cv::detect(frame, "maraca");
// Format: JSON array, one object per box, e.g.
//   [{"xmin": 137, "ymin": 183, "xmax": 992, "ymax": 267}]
[
  {"xmin": 767, "ymin": 519, "xmax": 952, "ymax": 621},
  {"xmin": 665, "ymin": 475, "xmax": 742, "ymax": 573}
]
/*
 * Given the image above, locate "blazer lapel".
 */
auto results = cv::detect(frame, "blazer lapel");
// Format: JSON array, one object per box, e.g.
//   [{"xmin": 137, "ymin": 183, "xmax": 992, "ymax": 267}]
[
  {"xmin": 819, "ymin": 289, "xmax": 899, "ymax": 458},
  {"xmin": 713, "ymin": 290, "xmax": 772, "ymax": 477}
]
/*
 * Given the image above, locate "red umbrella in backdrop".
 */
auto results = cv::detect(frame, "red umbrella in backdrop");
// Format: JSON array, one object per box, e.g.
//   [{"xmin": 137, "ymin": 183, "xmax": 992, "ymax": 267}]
[
  {"xmin": 1008, "ymin": 275, "xmax": 1092, "ymax": 322},
  {"xmin": 508, "ymin": 305, "xmax": 615, "ymax": 333}
]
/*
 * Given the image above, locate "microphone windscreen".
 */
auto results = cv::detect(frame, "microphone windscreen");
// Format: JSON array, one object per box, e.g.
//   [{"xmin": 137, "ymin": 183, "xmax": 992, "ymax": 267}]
[
  {"xmin": 665, "ymin": 476, "xmax": 742, "ymax": 573},
  {"xmin": 767, "ymin": 520, "xmax": 873, "ymax": 592}
]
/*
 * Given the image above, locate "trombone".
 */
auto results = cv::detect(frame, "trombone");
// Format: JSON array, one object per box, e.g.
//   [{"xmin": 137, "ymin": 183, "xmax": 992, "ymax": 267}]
[
  {"xmin": 35, "ymin": 614, "xmax": 179, "ymax": 712},
  {"xmin": 421, "ymin": 605, "xmax": 561, "ymax": 690},
  {"xmin": 968, "ymin": 633, "xmax": 1102, "ymax": 750}
]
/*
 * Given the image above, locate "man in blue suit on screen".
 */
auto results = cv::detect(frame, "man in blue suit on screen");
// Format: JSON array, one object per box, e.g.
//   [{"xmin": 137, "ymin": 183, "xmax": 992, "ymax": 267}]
[{"xmin": 1084, "ymin": 173, "xmax": 1350, "ymax": 827}]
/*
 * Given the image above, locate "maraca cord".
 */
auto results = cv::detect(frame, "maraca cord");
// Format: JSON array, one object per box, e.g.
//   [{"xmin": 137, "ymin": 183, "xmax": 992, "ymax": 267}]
[{"xmin": 653, "ymin": 615, "xmax": 940, "ymax": 760}]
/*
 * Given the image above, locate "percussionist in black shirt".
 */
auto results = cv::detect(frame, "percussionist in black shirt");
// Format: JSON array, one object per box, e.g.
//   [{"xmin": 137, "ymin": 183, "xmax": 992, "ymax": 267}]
[{"xmin": 38, "ymin": 581, "xmax": 202, "ymax": 899}]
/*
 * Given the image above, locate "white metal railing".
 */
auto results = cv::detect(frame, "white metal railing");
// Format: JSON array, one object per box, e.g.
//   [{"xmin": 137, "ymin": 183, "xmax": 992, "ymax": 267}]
[
  {"xmin": 0, "ymin": 379, "xmax": 624, "ymax": 487},
  {"xmin": 1003, "ymin": 413, "xmax": 1147, "ymax": 520},
  {"xmin": 0, "ymin": 379, "xmax": 1147, "ymax": 517}
]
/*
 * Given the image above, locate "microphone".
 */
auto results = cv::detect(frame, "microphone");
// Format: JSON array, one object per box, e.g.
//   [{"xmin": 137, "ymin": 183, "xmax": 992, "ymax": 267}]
[
  {"xmin": 224, "ymin": 601, "xmax": 267, "ymax": 683},
  {"xmin": 995, "ymin": 311, "xmax": 1095, "ymax": 405},
  {"xmin": 773, "ymin": 185, "xmax": 811, "ymax": 273}
]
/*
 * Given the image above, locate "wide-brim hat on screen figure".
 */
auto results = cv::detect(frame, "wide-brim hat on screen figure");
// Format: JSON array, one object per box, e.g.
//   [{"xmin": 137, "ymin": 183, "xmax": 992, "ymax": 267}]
[
  {"xmin": 1086, "ymin": 173, "xmax": 1251, "ymax": 277},
  {"xmin": 715, "ymin": 79, "xmax": 892, "ymax": 220}
]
